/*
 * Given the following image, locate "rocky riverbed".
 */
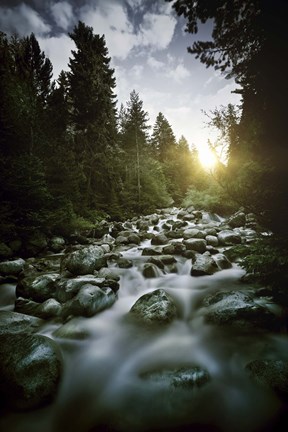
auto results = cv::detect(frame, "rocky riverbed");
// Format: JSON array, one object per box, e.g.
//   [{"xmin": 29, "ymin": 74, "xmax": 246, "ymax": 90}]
[{"xmin": 0, "ymin": 207, "xmax": 288, "ymax": 432}]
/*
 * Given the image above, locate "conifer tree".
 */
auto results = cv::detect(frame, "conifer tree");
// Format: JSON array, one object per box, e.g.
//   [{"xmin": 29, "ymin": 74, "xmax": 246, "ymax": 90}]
[{"xmin": 68, "ymin": 21, "xmax": 118, "ymax": 210}]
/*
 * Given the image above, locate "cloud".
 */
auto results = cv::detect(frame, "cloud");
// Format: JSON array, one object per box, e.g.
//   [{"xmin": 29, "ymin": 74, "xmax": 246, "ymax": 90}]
[
  {"xmin": 79, "ymin": 1, "xmax": 136, "ymax": 60},
  {"xmin": 167, "ymin": 62, "xmax": 190, "ymax": 82},
  {"xmin": 0, "ymin": 3, "xmax": 51, "ymax": 36},
  {"xmin": 147, "ymin": 56, "xmax": 165, "ymax": 71},
  {"xmin": 38, "ymin": 34, "xmax": 74, "ymax": 79},
  {"xmin": 50, "ymin": 1, "xmax": 75, "ymax": 31},
  {"xmin": 139, "ymin": 13, "xmax": 176, "ymax": 50}
]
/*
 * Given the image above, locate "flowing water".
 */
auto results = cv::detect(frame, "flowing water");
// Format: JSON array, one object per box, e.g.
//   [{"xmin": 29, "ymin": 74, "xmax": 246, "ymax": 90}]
[{"xmin": 0, "ymin": 212, "xmax": 287, "ymax": 432}]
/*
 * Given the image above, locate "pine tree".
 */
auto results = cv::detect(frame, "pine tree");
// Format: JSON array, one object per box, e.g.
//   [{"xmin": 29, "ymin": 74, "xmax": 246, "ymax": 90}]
[{"xmin": 68, "ymin": 21, "xmax": 118, "ymax": 210}]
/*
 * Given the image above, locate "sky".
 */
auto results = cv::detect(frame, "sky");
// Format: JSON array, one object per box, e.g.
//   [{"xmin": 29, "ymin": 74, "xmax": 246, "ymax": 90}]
[{"xmin": 0, "ymin": 0, "xmax": 241, "ymax": 150}]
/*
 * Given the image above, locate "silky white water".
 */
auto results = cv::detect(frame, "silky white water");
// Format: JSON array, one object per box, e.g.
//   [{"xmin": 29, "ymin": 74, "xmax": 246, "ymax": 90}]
[{"xmin": 0, "ymin": 212, "xmax": 287, "ymax": 432}]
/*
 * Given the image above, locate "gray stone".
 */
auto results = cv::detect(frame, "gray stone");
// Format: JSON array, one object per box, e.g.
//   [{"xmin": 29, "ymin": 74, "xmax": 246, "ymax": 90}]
[
  {"xmin": 183, "ymin": 228, "xmax": 206, "ymax": 239},
  {"xmin": 245, "ymin": 360, "xmax": 288, "ymax": 397},
  {"xmin": 15, "ymin": 297, "xmax": 62, "ymax": 319},
  {"xmin": 61, "ymin": 245, "xmax": 106, "ymax": 275},
  {"xmin": 16, "ymin": 273, "xmax": 59, "ymax": 302},
  {"xmin": 212, "ymin": 253, "xmax": 232, "ymax": 270},
  {"xmin": 118, "ymin": 257, "xmax": 133, "ymax": 268},
  {"xmin": 0, "ymin": 311, "xmax": 43, "ymax": 335},
  {"xmin": 50, "ymin": 236, "xmax": 65, "ymax": 252},
  {"xmin": 204, "ymin": 290, "xmax": 280, "ymax": 330},
  {"xmin": 151, "ymin": 234, "xmax": 169, "ymax": 245},
  {"xmin": 61, "ymin": 284, "xmax": 116, "ymax": 319},
  {"xmin": 56, "ymin": 275, "xmax": 106, "ymax": 303},
  {"xmin": 218, "ymin": 230, "xmax": 242, "ymax": 245},
  {"xmin": 142, "ymin": 247, "xmax": 163, "ymax": 256},
  {"xmin": 205, "ymin": 235, "xmax": 219, "ymax": 247},
  {"xmin": 53, "ymin": 317, "xmax": 91, "ymax": 339},
  {"xmin": 0, "ymin": 258, "xmax": 25, "ymax": 276},
  {"xmin": 228, "ymin": 211, "xmax": 246, "ymax": 228},
  {"xmin": 0, "ymin": 333, "xmax": 62, "ymax": 410},
  {"xmin": 183, "ymin": 239, "xmax": 207, "ymax": 253},
  {"xmin": 129, "ymin": 289, "xmax": 177, "ymax": 325},
  {"xmin": 142, "ymin": 263, "xmax": 163, "ymax": 278},
  {"xmin": 191, "ymin": 253, "xmax": 218, "ymax": 276},
  {"xmin": 141, "ymin": 366, "xmax": 210, "ymax": 389}
]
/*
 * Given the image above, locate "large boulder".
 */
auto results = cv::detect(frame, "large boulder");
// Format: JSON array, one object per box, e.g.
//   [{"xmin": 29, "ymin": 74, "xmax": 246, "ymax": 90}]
[
  {"xmin": 183, "ymin": 228, "xmax": 206, "ymax": 240},
  {"xmin": 191, "ymin": 253, "xmax": 218, "ymax": 276},
  {"xmin": 142, "ymin": 263, "xmax": 163, "ymax": 278},
  {"xmin": 140, "ymin": 366, "xmax": 210, "ymax": 389},
  {"xmin": 61, "ymin": 245, "xmax": 106, "ymax": 275},
  {"xmin": 56, "ymin": 275, "xmax": 106, "ymax": 303},
  {"xmin": 129, "ymin": 289, "xmax": 177, "ymax": 325},
  {"xmin": 245, "ymin": 359, "xmax": 288, "ymax": 398},
  {"xmin": 49, "ymin": 236, "xmax": 65, "ymax": 252},
  {"xmin": 227, "ymin": 211, "xmax": 246, "ymax": 228},
  {"xmin": 16, "ymin": 273, "xmax": 59, "ymax": 302},
  {"xmin": 203, "ymin": 290, "xmax": 280, "ymax": 330},
  {"xmin": 0, "ymin": 333, "xmax": 62, "ymax": 410},
  {"xmin": 218, "ymin": 230, "xmax": 242, "ymax": 246},
  {"xmin": 61, "ymin": 284, "xmax": 116, "ymax": 319},
  {"xmin": 0, "ymin": 258, "xmax": 25, "ymax": 276},
  {"xmin": 151, "ymin": 233, "xmax": 169, "ymax": 245},
  {"xmin": 212, "ymin": 253, "xmax": 232, "ymax": 270},
  {"xmin": 15, "ymin": 297, "xmax": 62, "ymax": 319},
  {"xmin": 183, "ymin": 239, "xmax": 207, "ymax": 254},
  {"xmin": 0, "ymin": 311, "xmax": 43, "ymax": 335}
]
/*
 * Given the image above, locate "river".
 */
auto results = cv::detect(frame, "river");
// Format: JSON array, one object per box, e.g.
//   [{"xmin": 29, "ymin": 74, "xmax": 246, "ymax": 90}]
[{"xmin": 0, "ymin": 209, "xmax": 287, "ymax": 432}]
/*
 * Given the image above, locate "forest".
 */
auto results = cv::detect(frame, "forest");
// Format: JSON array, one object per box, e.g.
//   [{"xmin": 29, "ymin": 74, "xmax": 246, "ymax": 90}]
[{"xmin": 0, "ymin": 0, "xmax": 288, "ymax": 284}]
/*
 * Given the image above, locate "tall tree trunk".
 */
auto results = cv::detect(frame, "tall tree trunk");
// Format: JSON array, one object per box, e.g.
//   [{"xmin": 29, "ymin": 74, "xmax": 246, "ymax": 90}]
[{"xmin": 135, "ymin": 128, "xmax": 141, "ymax": 208}]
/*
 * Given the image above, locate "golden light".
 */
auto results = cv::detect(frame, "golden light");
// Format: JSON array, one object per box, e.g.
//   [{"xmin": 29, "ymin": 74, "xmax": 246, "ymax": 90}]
[{"xmin": 198, "ymin": 145, "xmax": 217, "ymax": 170}]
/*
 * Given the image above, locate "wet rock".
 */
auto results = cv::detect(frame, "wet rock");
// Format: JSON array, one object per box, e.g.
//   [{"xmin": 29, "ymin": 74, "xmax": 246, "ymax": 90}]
[
  {"xmin": 128, "ymin": 233, "xmax": 141, "ymax": 244},
  {"xmin": 166, "ymin": 230, "xmax": 184, "ymax": 239},
  {"xmin": 0, "ymin": 258, "xmax": 25, "ymax": 276},
  {"xmin": 136, "ymin": 220, "xmax": 149, "ymax": 231},
  {"xmin": 142, "ymin": 247, "xmax": 163, "ymax": 256},
  {"xmin": 191, "ymin": 253, "xmax": 218, "ymax": 276},
  {"xmin": 162, "ymin": 244, "xmax": 176, "ymax": 255},
  {"xmin": 97, "ymin": 267, "xmax": 121, "ymax": 281},
  {"xmin": 151, "ymin": 233, "xmax": 169, "ymax": 245},
  {"xmin": 204, "ymin": 290, "xmax": 280, "ymax": 330},
  {"xmin": 205, "ymin": 235, "xmax": 219, "ymax": 247},
  {"xmin": 141, "ymin": 366, "xmax": 210, "ymax": 389},
  {"xmin": 148, "ymin": 255, "xmax": 177, "ymax": 268},
  {"xmin": 0, "ymin": 311, "xmax": 43, "ymax": 335},
  {"xmin": 218, "ymin": 230, "xmax": 242, "ymax": 245},
  {"xmin": 245, "ymin": 359, "xmax": 288, "ymax": 398},
  {"xmin": 212, "ymin": 253, "xmax": 232, "ymax": 270},
  {"xmin": 183, "ymin": 228, "xmax": 206, "ymax": 239},
  {"xmin": 228, "ymin": 211, "xmax": 246, "ymax": 228},
  {"xmin": 117, "ymin": 257, "xmax": 133, "ymax": 268},
  {"xmin": 56, "ymin": 275, "xmax": 106, "ymax": 303},
  {"xmin": 142, "ymin": 263, "xmax": 163, "ymax": 278},
  {"xmin": 183, "ymin": 214, "xmax": 197, "ymax": 222},
  {"xmin": 0, "ymin": 333, "xmax": 63, "ymax": 410},
  {"xmin": 183, "ymin": 239, "xmax": 207, "ymax": 254},
  {"xmin": 129, "ymin": 289, "xmax": 177, "ymax": 325},
  {"xmin": 115, "ymin": 235, "xmax": 129, "ymax": 245},
  {"xmin": 61, "ymin": 284, "xmax": 116, "ymax": 319},
  {"xmin": 53, "ymin": 317, "xmax": 91, "ymax": 339},
  {"xmin": 49, "ymin": 236, "xmax": 65, "ymax": 252},
  {"xmin": 15, "ymin": 297, "xmax": 62, "ymax": 319},
  {"xmin": 61, "ymin": 245, "xmax": 106, "ymax": 275},
  {"xmin": 16, "ymin": 273, "xmax": 59, "ymax": 302}
]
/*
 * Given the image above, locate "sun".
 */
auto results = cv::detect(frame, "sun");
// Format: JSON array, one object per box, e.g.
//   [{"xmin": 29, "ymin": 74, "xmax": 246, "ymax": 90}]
[{"xmin": 198, "ymin": 145, "xmax": 217, "ymax": 170}]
